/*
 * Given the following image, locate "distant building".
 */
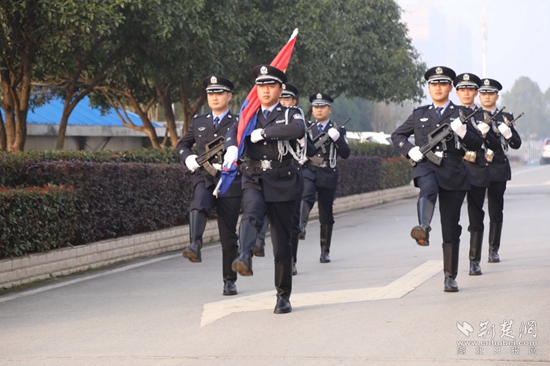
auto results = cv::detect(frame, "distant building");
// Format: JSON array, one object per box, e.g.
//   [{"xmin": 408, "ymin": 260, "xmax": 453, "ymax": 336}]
[{"xmin": 2, "ymin": 97, "xmax": 167, "ymax": 151}]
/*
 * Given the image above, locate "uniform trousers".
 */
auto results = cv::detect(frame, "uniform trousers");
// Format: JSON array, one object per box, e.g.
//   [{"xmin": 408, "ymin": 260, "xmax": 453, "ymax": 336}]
[
  {"xmin": 416, "ymin": 172, "xmax": 466, "ymax": 245},
  {"xmin": 242, "ymin": 188, "xmax": 294, "ymax": 265},
  {"xmin": 467, "ymin": 185, "xmax": 486, "ymax": 232},
  {"xmin": 190, "ymin": 181, "xmax": 240, "ymax": 252},
  {"xmin": 487, "ymin": 181, "xmax": 507, "ymax": 223},
  {"xmin": 302, "ymin": 178, "xmax": 336, "ymax": 225}
]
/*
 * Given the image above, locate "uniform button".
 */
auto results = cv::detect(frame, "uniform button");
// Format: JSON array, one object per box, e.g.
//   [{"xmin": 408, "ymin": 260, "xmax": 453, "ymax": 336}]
[
  {"xmin": 288, "ymin": 171, "xmax": 291, "ymax": 175},
  {"xmin": 421, "ymin": 125, "xmax": 424, "ymax": 128},
  {"xmin": 436, "ymin": 124, "xmax": 440, "ymax": 127},
  {"xmin": 263, "ymin": 141, "xmax": 267, "ymax": 145},
  {"xmin": 263, "ymin": 155, "xmax": 267, "ymax": 159},
  {"xmin": 436, "ymin": 146, "xmax": 440, "ymax": 149},
  {"xmin": 214, "ymin": 134, "xmax": 217, "ymax": 137}
]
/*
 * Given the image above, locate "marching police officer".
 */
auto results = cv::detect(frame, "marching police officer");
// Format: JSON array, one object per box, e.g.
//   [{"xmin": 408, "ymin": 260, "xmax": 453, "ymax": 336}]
[
  {"xmin": 253, "ymin": 82, "xmax": 307, "ymax": 276},
  {"xmin": 177, "ymin": 75, "xmax": 242, "ymax": 296},
  {"xmin": 391, "ymin": 66, "xmax": 484, "ymax": 292},
  {"xmin": 299, "ymin": 92, "xmax": 350, "ymax": 263},
  {"xmin": 477, "ymin": 78, "xmax": 522, "ymax": 263},
  {"xmin": 223, "ymin": 65, "xmax": 306, "ymax": 313},
  {"xmin": 454, "ymin": 72, "xmax": 496, "ymax": 276}
]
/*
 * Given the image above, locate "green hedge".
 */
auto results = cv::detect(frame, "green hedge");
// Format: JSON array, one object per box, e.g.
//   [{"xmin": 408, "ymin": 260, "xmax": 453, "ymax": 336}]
[
  {"xmin": 349, "ymin": 142, "xmax": 400, "ymax": 158},
  {"xmin": 0, "ymin": 185, "xmax": 78, "ymax": 258},
  {"xmin": 0, "ymin": 144, "xmax": 413, "ymax": 258}
]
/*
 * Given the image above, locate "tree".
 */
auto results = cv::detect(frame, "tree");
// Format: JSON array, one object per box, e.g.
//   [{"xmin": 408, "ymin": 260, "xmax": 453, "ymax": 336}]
[
  {"xmin": 502, "ymin": 76, "xmax": 550, "ymax": 138},
  {"xmin": 0, "ymin": 1, "xmax": 46, "ymax": 151}
]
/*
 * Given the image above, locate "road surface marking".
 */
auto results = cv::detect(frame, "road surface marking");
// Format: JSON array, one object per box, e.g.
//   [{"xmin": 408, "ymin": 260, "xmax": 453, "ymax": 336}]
[{"xmin": 200, "ymin": 259, "xmax": 442, "ymax": 327}]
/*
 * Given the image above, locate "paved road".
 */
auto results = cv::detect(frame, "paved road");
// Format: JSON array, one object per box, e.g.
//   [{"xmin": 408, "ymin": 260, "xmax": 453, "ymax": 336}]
[{"xmin": 1, "ymin": 165, "xmax": 549, "ymax": 366}]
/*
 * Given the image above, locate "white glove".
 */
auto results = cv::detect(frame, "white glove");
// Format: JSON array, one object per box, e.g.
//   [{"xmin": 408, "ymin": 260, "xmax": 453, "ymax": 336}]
[
  {"xmin": 408, "ymin": 146, "xmax": 424, "ymax": 162},
  {"xmin": 250, "ymin": 129, "xmax": 265, "ymax": 143},
  {"xmin": 185, "ymin": 155, "xmax": 200, "ymax": 172},
  {"xmin": 476, "ymin": 123, "xmax": 490, "ymax": 137},
  {"xmin": 297, "ymin": 137, "xmax": 305, "ymax": 147},
  {"xmin": 298, "ymin": 156, "xmax": 309, "ymax": 165},
  {"xmin": 328, "ymin": 127, "xmax": 340, "ymax": 141},
  {"xmin": 212, "ymin": 163, "xmax": 221, "ymax": 171},
  {"xmin": 451, "ymin": 118, "xmax": 467, "ymax": 139},
  {"xmin": 498, "ymin": 123, "xmax": 513, "ymax": 139},
  {"xmin": 223, "ymin": 146, "xmax": 238, "ymax": 168}
]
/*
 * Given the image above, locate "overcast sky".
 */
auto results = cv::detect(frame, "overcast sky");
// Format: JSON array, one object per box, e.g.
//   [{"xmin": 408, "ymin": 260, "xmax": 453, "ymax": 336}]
[{"xmin": 396, "ymin": 0, "xmax": 550, "ymax": 95}]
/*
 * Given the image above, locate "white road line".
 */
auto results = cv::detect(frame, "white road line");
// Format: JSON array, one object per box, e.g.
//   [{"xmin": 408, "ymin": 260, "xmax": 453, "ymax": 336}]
[
  {"xmin": 0, "ymin": 253, "xmax": 183, "ymax": 304},
  {"xmin": 200, "ymin": 260, "xmax": 442, "ymax": 327}
]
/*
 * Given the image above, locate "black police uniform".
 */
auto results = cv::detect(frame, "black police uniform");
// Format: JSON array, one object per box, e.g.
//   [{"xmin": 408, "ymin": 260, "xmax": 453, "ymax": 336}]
[
  {"xmin": 391, "ymin": 66, "xmax": 484, "ymax": 292},
  {"xmin": 177, "ymin": 75, "xmax": 242, "ymax": 295},
  {"xmin": 453, "ymin": 72, "xmax": 493, "ymax": 276},
  {"xmin": 300, "ymin": 92, "xmax": 350, "ymax": 263},
  {"xmin": 224, "ymin": 65, "xmax": 305, "ymax": 314},
  {"xmin": 478, "ymin": 78, "xmax": 522, "ymax": 263},
  {"xmin": 253, "ymin": 82, "xmax": 311, "ymax": 276}
]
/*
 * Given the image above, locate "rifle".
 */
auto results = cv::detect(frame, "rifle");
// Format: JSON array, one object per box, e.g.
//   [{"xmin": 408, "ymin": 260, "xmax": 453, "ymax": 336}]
[
  {"xmin": 503, "ymin": 112, "xmax": 524, "ymax": 127},
  {"xmin": 312, "ymin": 118, "xmax": 351, "ymax": 150},
  {"xmin": 194, "ymin": 136, "xmax": 225, "ymax": 177},
  {"xmin": 410, "ymin": 123, "xmax": 454, "ymax": 166},
  {"xmin": 480, "ymin": 106, "xmax": 505, "ymax": 125},
  {"xmin": 458, "ymin": 108, "xmax": 479, "ymax": 124},
  {"xmin": 306, "ymin": 120, "xmax": 319, "ymax": 131}
]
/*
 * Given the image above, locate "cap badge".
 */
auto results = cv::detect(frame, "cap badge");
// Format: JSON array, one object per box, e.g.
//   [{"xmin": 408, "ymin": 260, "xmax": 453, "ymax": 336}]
[
  {"xmin": 436, "ymin": 67, "xmax": 443, "ymax": 74},
  {"xmin": 484, "ymin": 79, "xmax": 490, "ymax": 86},
  {"xmin": 282, "ymin": 84, "xmax": 286, "ymax": 89},
  {"xmin": 210, "ymin": 76, "xmax": 217, "ymax": 84},
  {"xmin": 317, "ymin": 93, "xmax": 322, "ymax": 99},
  {"xmin": 463, "ymin": 74, "xmax": 470, "ymax": 80},
  {"xmin": 260, "ymin": 66, "xmax": 268, "ymax": 75}
]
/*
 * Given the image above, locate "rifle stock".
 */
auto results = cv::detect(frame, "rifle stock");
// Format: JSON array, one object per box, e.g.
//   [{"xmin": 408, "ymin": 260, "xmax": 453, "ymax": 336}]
[
  {"xmin": 312, "ymin": 118, "xmax": 352, "ymax": 150},
  {"xmin": 410, "ymin": 124, "xmax": 454, "ymax": 166},
  {"xmin": 195, "ymin": 136, "xmax": 225, "ymax": 177}
]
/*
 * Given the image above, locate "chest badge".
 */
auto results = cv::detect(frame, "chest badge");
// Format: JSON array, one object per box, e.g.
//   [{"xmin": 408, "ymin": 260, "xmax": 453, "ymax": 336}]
[{"xmin": 198, "ymin": 127, "xmax": 206, "ymax": 131}]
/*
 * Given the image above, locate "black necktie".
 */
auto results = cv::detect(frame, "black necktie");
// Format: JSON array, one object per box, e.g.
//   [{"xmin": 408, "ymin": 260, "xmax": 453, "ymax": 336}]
[
  {"xmin": 435, "ymin": 107, "xmax": 443, "ymax": 118},
  {"xmin": 213, "ymin": 117, "xmax": 219, "ymax": 129},
  {"xmin": 263, "ymin": 110, "xmax": 270, "ymax": 120}
]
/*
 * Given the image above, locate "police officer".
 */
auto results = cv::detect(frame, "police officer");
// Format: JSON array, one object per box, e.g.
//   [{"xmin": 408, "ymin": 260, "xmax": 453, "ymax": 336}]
[
  {"xmin": 177, "ymin": 75, "xmax": 242, "ymax": 296},
  {"xmin": 477, "ymin": 78, "xmax": 522, "ymax": 263},
  {"xmin": 253, "ymin": 82, "xmax": 306, "ymax": 276},
  {"xmin": 454, "ymin": 73, "xmax": 496, "ymax": 276},
  {"xmin": 299, "ymin": 92, "xmax": 350, "ymax": 263},
  {"xmin": 391, "ymin": 66, "xmax": 484, "ymax": 292},
  {"xmin": 223, "ymin": 65, "xmax": 305, "ymax": 314}
]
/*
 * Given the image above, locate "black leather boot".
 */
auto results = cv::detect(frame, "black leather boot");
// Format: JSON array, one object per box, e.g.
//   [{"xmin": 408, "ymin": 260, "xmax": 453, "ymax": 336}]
[
  {"xmin": 291, "ymin": 232, "xmax": 299, "ymax": 275},
  {"xmin": 222, "ymin": 246, "xmax": 238, "ymax": 295},
  {"xmin": 411, "ymin": 197, "xmax": 435, "ymax": 246},
  {"xmin": 443, "ymin": 242, "xmax": 459, "ymax": 292},
  {"xmin": 182, "ymin": 210, "xmax": 208, "ymax": 263},
  {"xmin": 253, "ymin": 215, "xmax": 269, "ymax": 257},
  {"xmin": 320, "ymin": 224, "xmax": 333, "ymax": 263},
  {"xmin": 299, "ymin": 201, "xmax": 313, "ymax": 240},
  {"xmin": 274, "ymin": 261, "xmax": 292, "ymax": 314},
  {"xmin": 469, "ymin": 230, "xmax": 483, "ymax": 275},
  {"xmin": 488, "ymin": 222, "xmax": 503, "ymax": 263},
  {"xmin": 231, "ymin": 220, "xmax": 258, "ymax": 276}
]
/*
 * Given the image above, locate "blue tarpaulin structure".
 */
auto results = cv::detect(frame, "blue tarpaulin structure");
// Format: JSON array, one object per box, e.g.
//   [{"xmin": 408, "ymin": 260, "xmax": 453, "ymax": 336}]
[{"xmin": 1, "ymin": 96, "xmax": 159, "ymax": 127}]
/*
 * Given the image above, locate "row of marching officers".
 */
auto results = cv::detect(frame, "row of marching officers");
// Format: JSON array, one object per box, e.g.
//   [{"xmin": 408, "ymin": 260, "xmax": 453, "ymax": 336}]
[
  {"xmin": 391, "ymin": 65, "xmax": 521, "ymax": 293},
  {"xmin": 176, "ymin": 64, "xmax": 350, "ymax": 314}
]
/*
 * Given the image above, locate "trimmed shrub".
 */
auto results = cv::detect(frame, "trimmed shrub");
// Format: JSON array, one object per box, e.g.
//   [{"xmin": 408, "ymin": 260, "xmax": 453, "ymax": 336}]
[
  {"xmin": 349, "ymin": 142, "xmax": 400, "ymax": 158},
  {"xmin": 336, "ymin": 156, "xmax": 384, "ymax": 197},
  {"xmin": 0, "ymin": 185, "xmax": 79, "ymax": 258},
  {"xmin": 380, "ymin": 157, "xmax": 414, "ymax": 189},
  {"xmin": 18, "ymin": 162, "xmax": 193, "ymax": 245}
]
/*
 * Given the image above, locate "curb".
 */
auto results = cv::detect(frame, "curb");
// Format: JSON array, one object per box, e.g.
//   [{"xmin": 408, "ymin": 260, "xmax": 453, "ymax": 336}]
[{"xmin": 0, "ymin": 184, "xmax": 417, "ymax": 289}]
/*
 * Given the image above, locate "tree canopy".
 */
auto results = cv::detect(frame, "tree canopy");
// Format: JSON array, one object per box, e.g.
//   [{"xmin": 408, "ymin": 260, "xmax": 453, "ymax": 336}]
[
  {"xmin": 1, "ymin": 0, "xmax": 425, "ymax": 150},
  {"xmin": 502, "ymin": 76, "xmax": 550, "ymax": 139}
]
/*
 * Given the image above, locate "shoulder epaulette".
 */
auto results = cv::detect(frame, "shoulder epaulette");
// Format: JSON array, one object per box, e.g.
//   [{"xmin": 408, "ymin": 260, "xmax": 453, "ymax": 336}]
[
  {"xmin": 414, "ymin": 104, "xmax": 430, "ymax": 110},
  {"xmin": 193, "ymin": 113, "xmax": 208, "ymax": 119}
]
